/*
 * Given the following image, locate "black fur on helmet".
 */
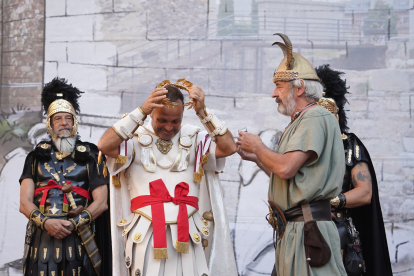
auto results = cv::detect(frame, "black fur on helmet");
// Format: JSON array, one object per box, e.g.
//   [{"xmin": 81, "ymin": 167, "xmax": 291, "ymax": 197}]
[
  {"xmin": 41, "ymin": 77, "xmax": 83, "ymax": 115},
  {"xmin": 315, "ymin": 64, "xmax": 349, "ymax": 133}
]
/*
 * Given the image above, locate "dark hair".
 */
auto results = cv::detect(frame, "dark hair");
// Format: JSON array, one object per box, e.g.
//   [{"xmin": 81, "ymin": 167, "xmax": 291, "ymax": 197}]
[{"xmin": 166, "ymin": 85, "xmax": 184, "ymax": 104}]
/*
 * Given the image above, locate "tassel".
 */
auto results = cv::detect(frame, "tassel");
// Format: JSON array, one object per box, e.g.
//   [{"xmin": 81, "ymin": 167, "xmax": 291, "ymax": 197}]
[
  {"xmin": 115, "ymin": 155, "xmax": 127, "ymax": 165},
  {"xmin": 153, "ymin": 248, "xmax": 168, "ymax": 259},
  {"xmin": 97, "ymin": 151, "xmax": 102, "ymax": 165},
  {"xmin": 201, "ymin": 153, "xmax": 209, "ymax": 165},
  {"xmin": 193, "ymin": 165, "xmax": 204, "ymax": 183},
  {"xmin": 112, "ymin": 175, "xmax": 121, "ymax": 188},
  {"xmin": 176, "ymin": 241, "xmax": 189, "ymax": 253},
  {"xmin": 103, "ymin": 166, "xmax": 107, "ymax": 178}
]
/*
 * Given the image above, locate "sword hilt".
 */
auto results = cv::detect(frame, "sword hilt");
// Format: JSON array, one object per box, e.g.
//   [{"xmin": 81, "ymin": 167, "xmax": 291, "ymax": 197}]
[{"xmin": 62, "ymin": 184, "xmax": 84, "ymax": 217}]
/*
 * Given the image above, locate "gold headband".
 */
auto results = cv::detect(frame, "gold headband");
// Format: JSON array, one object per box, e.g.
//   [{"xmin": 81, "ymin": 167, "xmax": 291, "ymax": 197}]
[{"xmin": 156, "ymin": 78, "xmax": 194, "ymax": 109}]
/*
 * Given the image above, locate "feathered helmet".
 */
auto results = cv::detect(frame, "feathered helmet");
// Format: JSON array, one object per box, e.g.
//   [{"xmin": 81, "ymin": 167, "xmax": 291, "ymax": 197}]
[
  {"xmin": 272, "ymin": 33, "xmax": 320, "ymax": 83},
  {"xmin": 315, "ymin": 64, "xmax": 349, "ymax": 133},
  {"xmin": 41, "ymin": 77, "xmax": 83, "ymax": 138}
]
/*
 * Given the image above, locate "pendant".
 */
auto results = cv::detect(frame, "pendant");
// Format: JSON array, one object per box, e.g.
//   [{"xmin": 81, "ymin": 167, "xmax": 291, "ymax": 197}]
[{"xmin": 156, "ymin": 139, "xmax": 173, "ymax": 154}]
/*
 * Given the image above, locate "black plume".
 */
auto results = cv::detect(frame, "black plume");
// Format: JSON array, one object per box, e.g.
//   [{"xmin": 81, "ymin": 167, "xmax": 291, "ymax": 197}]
[
  {"xmin": 41, "ymin": 77, "xmax": 84, "ymax": 115},
  {"xmin": 315, "ymin": 64, "xmax": 349, "ymax": 133}
]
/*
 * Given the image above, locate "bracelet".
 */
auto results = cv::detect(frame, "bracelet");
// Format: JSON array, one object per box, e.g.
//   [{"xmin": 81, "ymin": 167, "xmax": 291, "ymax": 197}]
[
  {"xmin": 112, "ymin": 107, "xmax": 147, "ymax": 140},
  {"xmin": 330, "ymin": 193, "xmax": 346, "ymax": 208},
  {"xmin": 29, "ymin": 209, "xmax": 48, "ymax": 229},
  {"xmin": 71, "ymin": 210, "xmax": 92, "ymax": 230},
  {"xmin": 197, "ymin": 106, "xmax": 228, "ymax": 138}
]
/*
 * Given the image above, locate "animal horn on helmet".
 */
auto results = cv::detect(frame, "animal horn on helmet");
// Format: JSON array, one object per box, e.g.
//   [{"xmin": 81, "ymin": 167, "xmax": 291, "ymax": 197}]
[
  {"xmin": 273, "ymin": 33, "xmax": 294, "ymax": 70},
  {"xmin": 272, "ymin": 41, "xmax": 287, "ymax": 56}
]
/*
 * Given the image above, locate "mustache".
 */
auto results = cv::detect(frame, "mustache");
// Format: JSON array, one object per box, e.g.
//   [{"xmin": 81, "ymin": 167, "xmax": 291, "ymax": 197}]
[
  {"xmin": 275, "ymin": 97, "xmax": 282, "ymax": 103},
  {"xmin": 57, "ymin": 127, "xmax": 71, "ymax": 131}
]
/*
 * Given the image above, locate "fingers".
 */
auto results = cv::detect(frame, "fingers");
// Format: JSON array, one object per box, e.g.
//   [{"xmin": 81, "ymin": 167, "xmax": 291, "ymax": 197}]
[{"xmin": 151, "ymin": 87, "xmax": 168, "ymax": 95}]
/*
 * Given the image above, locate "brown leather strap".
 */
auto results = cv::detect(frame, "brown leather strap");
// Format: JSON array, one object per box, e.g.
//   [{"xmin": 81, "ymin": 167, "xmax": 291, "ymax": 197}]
[
  {"xmin": 284, "ymin": 200, "xmax": 331, "ymax": 222},
  {"xmin": 301, "ymin": 204, "xmax": 313, "ymax": 222}
]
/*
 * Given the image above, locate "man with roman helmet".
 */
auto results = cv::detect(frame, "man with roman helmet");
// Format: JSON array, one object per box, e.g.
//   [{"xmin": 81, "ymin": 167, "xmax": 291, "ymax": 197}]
[
  {"xmin": 19, "ymin": 78, "xmax": 111, "ymax": 276},
  {"xmin": 237, "ymin": 34, "xmax": 347, "ymax": 276},
  {"xmin": 98, "ymin": 80, "xmax": 238, "ymax": 276}
]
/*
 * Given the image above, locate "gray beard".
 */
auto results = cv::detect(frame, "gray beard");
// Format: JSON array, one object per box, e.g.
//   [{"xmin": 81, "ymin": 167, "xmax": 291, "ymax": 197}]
[
  {"xmin": 52, "ymin": 136, "xmax": 77, "ymax": 153},
  {"xmin": 277, "ymin": 89, "xmax": 297, "ymax": 117}
]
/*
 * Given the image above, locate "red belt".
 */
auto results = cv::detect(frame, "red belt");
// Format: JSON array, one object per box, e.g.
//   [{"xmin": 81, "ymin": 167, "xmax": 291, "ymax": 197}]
[
  {"xmin": 130, "ymin": 179, "xmax": 198, "ymax": 259},
  {"xmin": 34, "ymin": 179, "xmax": 92, "ymax": 213}
]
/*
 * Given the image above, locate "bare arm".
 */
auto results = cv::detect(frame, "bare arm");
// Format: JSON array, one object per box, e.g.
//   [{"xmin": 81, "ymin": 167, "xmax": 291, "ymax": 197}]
[
  {"xmin": 344, "ymin": 162, "xmax": 372, "ymax": 208},
  {"xmin": 98, "ymin": 87, "xmax": 168, "ymax": 158},
  {"xmin": 20, "ymin": 178, "xmax": 72, "ymax": 239},
  {"xmin": 189, "ymin": 85, "xmax": 236, "ymax": 158},
  {"xmin": 86, "ymin": 185, "xmax": 108, "ymax": 220},
  {"xmin": 237, "ymin": 132, "xmax": 315, "ymax": 180}
]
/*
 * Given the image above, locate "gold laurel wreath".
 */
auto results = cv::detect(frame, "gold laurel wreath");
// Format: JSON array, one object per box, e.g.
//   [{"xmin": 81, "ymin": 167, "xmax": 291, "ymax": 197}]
[{"xmin": 156, "ymin": 78, "xmax": 195, "ymax": 110}]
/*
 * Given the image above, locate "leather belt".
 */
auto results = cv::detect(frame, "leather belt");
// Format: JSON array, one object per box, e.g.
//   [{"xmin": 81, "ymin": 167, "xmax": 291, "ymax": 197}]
[{"xmin": 284, "ymin": 199, "xmax": 331, "ymax": 222}]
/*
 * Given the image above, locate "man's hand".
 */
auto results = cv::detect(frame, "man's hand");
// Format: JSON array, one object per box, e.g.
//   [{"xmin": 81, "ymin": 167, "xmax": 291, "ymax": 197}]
[
  {"xmin": 237, "ymin": 145, "xmax": 258, "ymax": 163},
  {"xmin": 188, "ymin": 85, "xmax": 205, "ymax": 114},
  {"xmin": 44, "ymin": 219, "xmax": 73, "ymax": 239},
  {"xmin": 141, "ymin": 87, "xmax": 168, "ymax": 115},
  {"xmin": 237, "ymin": 131, "xmax": 264, "ymax": 154}
]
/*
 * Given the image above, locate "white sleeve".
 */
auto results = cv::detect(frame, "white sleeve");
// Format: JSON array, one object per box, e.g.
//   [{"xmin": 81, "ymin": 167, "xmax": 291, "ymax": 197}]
[
  {"xmin": 197, "ymin": 131, "xmax": 226, "ymax": 172},
  {"xmin": 106, "ymin": 139, "xmax": 135, "ymax": 175}
]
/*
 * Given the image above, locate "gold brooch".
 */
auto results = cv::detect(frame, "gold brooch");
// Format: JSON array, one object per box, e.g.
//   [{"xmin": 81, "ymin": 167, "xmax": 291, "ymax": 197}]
[
  {"xmin": 201, "ymin": 218, "xmax": 208, "ymax": 226},
  {"xmin": 156, "ymin": 139, "xmax": 173, "ymax": 154},
  {"xmin": 77, "ymin": 145, "xmax": 86, "ymax": 152}
]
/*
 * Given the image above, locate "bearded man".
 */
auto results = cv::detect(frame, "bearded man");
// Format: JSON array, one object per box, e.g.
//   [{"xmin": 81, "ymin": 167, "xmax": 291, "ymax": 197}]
[
  {"xmin": 237, "ymin": 34, "xmax": 347, "ymax": 276},
  {"xmin": 98, "ymin": 79, "xmax": 238, "ymax": 276},
  {"xmin": 19, "ymin": 78, "xmax": 111, "ymax": 276}
]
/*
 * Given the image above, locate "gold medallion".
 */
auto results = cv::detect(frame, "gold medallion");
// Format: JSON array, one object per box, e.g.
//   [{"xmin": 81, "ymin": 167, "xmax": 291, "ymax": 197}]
[
  {"xmin": 155, "ymin": 139, "xmax": 173, "ymax": 154},
  {"xmin": 118, "ymin": 219, "xmax": 127, "ymax": 225},
  {"xmin": 133, "ymin": 232, "xmax": 142, "ymax": 242},
  {"xmin": 39, "ymin": 143, "xmax": 51, "ymax": 149},
  {"xmin": 342, "ymin": 133, "xmax": 348, "ymax": 140},
  {"xmin": 201, "ymin": 218, "xmax": 208, "ymax": 226},
  {"xmin": 77, "ymin": 145, "xmax": 86, "ymax": 152},
  {"xmin": 201, "ymin": 227, "xmax": 209, "ymax": 236},
  {"xmin": 193, "ymin": 233, "xmax": 201, "ymax": 243}
]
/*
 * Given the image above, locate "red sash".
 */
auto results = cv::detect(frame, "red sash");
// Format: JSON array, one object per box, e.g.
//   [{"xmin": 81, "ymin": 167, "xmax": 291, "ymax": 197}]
[
  {"xmin": 130, "ymin": 179, "xmax": 198, "ymax": 259},
  {"xmin": 34, "ymin": 179, "xmax": 92, "ymax": 213}
]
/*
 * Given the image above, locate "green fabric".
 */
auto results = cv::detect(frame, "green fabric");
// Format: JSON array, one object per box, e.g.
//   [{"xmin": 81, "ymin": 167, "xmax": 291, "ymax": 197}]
[{"xmin": 269, "ymin": 106, "xmax": 346, "ymax": 276}]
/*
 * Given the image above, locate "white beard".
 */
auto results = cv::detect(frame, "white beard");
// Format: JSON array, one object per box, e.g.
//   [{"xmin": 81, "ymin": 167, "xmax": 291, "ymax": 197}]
[
  {"xmin": 277, "ymin": 89, "xmax": 297, "ymax": 117},
  {"xmin": 52, "ymin": 136, "xmax": 77, "ymax": 153}
]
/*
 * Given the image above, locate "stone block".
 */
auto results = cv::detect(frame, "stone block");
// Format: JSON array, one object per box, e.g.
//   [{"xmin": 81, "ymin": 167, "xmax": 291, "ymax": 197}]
[
  {"xmin": 78, "ymin": 91, "xmax": 122, "ymax": 116},
  {"xmin": 367, "ymin": 95, "xmax": 410, "ymax": 119},
  {"xmin": 46, "ymin": 0, "xmax": 66, "ymax": 17},
  {"xmin": 67, "ymin": 42, "xmax": 117, "ymax": 66},
  {"xmin": 403, "ymin": 128, "xmax": 414, "ymax": 153},
  {"xmin": 46, "ymin": 16, "xmax": 94, "ymax": 42},
  {"xmin": 369, "ymin": 70, "xmax": 414, "ymax": 92},
  {"xmin": 45, "ymin": 43, "xmax": 67, "ymax": 62},
  {"xmin": 67, "ymin": 0, "xmax": 112, "ymax": 15},
  {"xmin": 57, "ymin": 63, "xmax": 107, "ymax": 91},
  {"xmin": 113, "ymin": 0, "xmax": 144, "ymax": 12},
  {"xmin": 44, "ymin": 61, "xmax": 58, "ymax": 83},
  {"xmin": 94, "ymin": 13, "xmax": 146, "ymax": 41}
]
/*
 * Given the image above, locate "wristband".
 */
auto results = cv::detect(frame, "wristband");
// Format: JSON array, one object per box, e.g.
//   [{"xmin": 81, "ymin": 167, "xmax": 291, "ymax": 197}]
[
  {"xmin": 112, "ymin": 107, "xmax": 147, "ymax": 140},
  {"xmin": 331, "ymin": 193, "xmax": 346, "ymax": 209},
  {"xmin": 197, "ymin": 106, "xmax": 228, "ymax": 138},
  {"xmin": 70, "ymin": 210, "xmax": 92, "ymax": 231},
  {"xmin": 29, "ymin": 209, "xmax": 48, "ymax": 230}
]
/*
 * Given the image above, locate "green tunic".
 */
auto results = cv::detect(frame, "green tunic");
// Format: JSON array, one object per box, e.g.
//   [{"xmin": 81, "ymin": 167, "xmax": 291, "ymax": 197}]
[{"xmin": 269, "ymin": 106, "xmax": 346, "ymax": 276}]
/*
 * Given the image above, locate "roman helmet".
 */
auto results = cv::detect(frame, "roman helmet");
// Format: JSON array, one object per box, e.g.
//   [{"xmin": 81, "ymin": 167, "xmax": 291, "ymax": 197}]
[{"xmin": 41, "ymin": 77, "xmax": 83, "ymax": 138}]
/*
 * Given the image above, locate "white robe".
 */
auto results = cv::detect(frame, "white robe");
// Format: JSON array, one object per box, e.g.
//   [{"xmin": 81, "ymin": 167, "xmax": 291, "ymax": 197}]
[{"xmin": 108, "ymin": 123, "xmax": 237, "ymax": 276}]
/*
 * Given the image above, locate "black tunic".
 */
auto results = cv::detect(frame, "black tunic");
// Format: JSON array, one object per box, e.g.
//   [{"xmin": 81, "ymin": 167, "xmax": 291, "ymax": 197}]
[{"xmin": 335, "ymin": 133, "xmax": 392, "ymax": 276}]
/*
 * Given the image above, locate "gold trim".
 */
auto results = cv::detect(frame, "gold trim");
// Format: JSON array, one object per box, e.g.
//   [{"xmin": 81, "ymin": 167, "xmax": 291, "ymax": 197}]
[
  {"xmin": 40, "ymin": 143, "xmax": 51, "ymax": 149},
  {"xmin": 94, "ymin": 260, "xmax": 101, "ymax": 268},
  {"xmin": 82, "ymin": 233, "xmax": 95, "ymax": 245},
  {"xmin": 133, "ymin": 232, "xmax": 142, "ymax": 242},
  {"xmin": 56, "ymin": 248, "xmax": 60, "ymax": 259},
  {"xmin": 78, "ymin": 245, "xmax": 82, "ymax": 257},
  {"xmin": 137, "ymin": 134, "xmax": 153, "ymax": 147},
  {"xmin": 355, "ymin": 145, "xmax": 360, "ymax": 159},
  {"xmin": 133, "ymin": 209, "xmax": 198, "ymax": 224},
  {"xmin": 89, "ymin": 248, "xmax": 99, "ymax": 257},
  {"xmin": 43, "ymin": 248, "xmax": 47, "ymax": 260},
  {"xmin": 176, "ymin": 241, "xmax": 189, "ymax": 253},
  {"xmin": 66, "ymin": 163, "xmax": 77, "ymax": 173},
  {"xmin": 69, "ymin": 247, "xmax": 72, "ymax": 258},
  {"xmin": 153, "ymin": 248, "xmax": 168, "ymax": 259},
  {"xmin": 55, "ymin": 152, "xmax": 71, "ymax": 160},
  {"xmin": 201, "ymin": 227, "xmax": 209, "ymax": 235},
  {"xmin": 111, "ymin": 125, "xmax": 127, "ymax": 141},
  {"xmin": 137, "ymin": 107, "xmax": 147, "ymax": 117},
  {"xmin": 44, "ymin": 162, "xmax": 53, "ymax": 173}
]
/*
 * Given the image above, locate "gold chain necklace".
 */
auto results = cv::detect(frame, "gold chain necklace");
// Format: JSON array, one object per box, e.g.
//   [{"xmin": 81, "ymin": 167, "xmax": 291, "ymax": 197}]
[{"xmin": 156, "ymin": 160, "xmax": 174, "ymax": 169}]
